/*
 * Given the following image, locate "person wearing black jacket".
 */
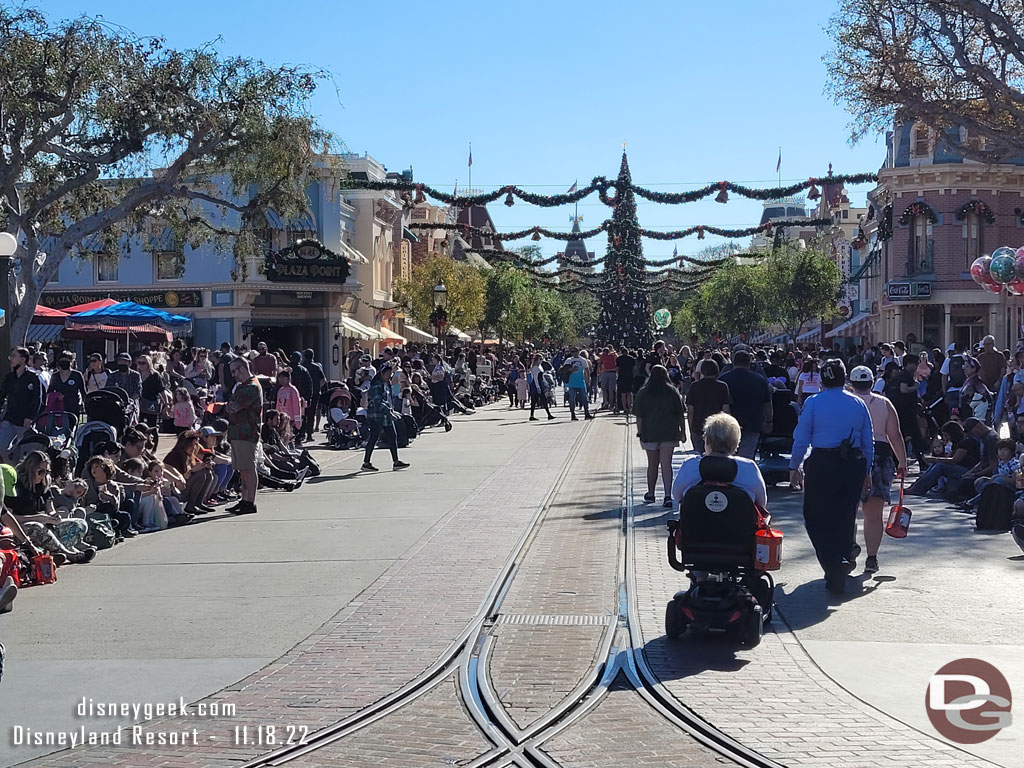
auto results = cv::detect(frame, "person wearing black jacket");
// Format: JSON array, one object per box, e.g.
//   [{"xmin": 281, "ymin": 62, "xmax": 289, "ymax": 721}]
[
  {"xmin": 287, "ymin": 352, "xmax": 313, "ymax": 442},
  {"xmin": 46, "ymin": 353, "xmax": 87, "ymax": 416},
  {"xmin": 302, "ymin": 348, "xmax": 326, "ymax": 440},
  {"xmin": 0, "ymin": 347, "xmax": 44, "ymax": 463}
]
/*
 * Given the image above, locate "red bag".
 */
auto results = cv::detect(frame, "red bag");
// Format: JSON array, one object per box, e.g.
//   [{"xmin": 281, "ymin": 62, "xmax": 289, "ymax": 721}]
[
  {"xmin": 31, "ymin": 554, "xmax": 57, "ymax": 585},
  {"xmin": 885, "ymin": 479, "xmax": 912, "ymax": 538}
]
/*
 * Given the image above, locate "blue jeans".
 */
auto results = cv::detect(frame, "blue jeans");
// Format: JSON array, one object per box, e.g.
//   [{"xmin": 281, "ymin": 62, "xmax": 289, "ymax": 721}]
[
  {"xmin": 567, "ymin": 387, "xmax": 590, "ymax": 418},
  {"xmin": 908, "ymin": 462, "xmax": 967, "ymax": 494}
]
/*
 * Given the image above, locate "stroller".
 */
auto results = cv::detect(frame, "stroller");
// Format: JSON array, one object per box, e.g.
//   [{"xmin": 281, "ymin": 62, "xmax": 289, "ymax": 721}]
[
  {"xmin": 36, "ymin": 411, "xmax": 79, "ymax": 442},
  {"xmin": 412, "ymin": 388, "xmax": 452, "ymax": 432},
  {"xmin": 325, "ymin": 385, "xmax": 364, "ymax": 449},
  {"xmin": 85, "ymin": 388, "xmax": 136, "ymax": 435},
  {"xmin": 756, "ymin": 386, "xmax": 799, "ymax": 486},
  {"xmin": 74, "ymin": 421, "xmax": 118, "ymax": 474},
  {"xmin": 665, "ymin": 455, "xmax": 776, "ymax": 647}
]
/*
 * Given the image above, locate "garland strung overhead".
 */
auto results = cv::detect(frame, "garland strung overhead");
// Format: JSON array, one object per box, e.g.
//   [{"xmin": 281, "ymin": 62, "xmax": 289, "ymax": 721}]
[
  {"xmin": 343, "ymin": 172, "xmax": 877, "ymax": 210},
  {"xmin": 956, "ymin": 200, "xmax": 996, "ymax": 223},
  {"xmin": 425, "ymin": 217, "xmax": 831, "ymax": 248}
]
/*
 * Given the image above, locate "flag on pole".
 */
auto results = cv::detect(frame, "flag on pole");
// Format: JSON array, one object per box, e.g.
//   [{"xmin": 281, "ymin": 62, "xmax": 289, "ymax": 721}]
[
  {"xmin": 776, "ymin": 148, "xmax": 782, "ymax": 173},
  {"xmin": 672, "ymin": 245, "xmax": 678, "ymax": 259},
  {"xmin": 567, "ymin": 180, "xmax": 578, "ymax": 194},
  {"xmin": 468, "ymin": 145, "xmax": 472, "ymax": 168},
  {"xmin": 453, "ymin": 180, "xmax": 458, "ymax": 196}
]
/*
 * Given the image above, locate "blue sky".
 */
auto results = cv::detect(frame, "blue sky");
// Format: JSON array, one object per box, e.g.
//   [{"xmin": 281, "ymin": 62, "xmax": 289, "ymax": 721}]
[{"xmin": 42, "ymin": 0, "xmax": 885, "ymax": 260}]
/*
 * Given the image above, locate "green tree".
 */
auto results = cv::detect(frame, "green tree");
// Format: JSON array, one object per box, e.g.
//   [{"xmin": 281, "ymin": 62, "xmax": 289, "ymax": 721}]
[
  {"xmin": 483, "ymin": 260, "xmax": 532, "ymax": 343},
  {"xmin": 394, "ymin": 255, "xmax": 486, "ymax": 333},
  {"xmin": 826, "ymin": 0, "xmax": 1024, "ymax": 162},
  {"xmin": 687, "ymin": 261, "xmax": 768, "ymax": 339},
  {"xmin": 0, "ymin": 8, "xmax": 336, "ymax": 349},
  {"xmin": 762, "ymin": 244, "xmax": 842, "ymax": 341}
]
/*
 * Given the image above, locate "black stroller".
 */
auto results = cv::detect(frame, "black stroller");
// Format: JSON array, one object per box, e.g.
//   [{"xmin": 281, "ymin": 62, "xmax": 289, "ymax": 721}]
[
  {"xmin": 412, "ymin": 389, "xmax": 452, "ymax": 432},
  {"xmin": 665, "ymin": 456, "xmax": 776, "ymax": 647},
  {"xmin": 85, "ymin": 388, "xmax": 136, "ymax": 434},
  {"xmin": 756, "ymin": 387, "xmax": 799, "ymax": 486}
]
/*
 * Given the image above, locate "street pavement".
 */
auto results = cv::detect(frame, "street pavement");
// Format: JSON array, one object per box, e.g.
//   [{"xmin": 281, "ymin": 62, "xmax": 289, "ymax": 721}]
[
  {"xmin": 634, "ymin": 443, "xmax": 1024, "ymax": 768},
  {"xmin": 3, "ymin": 400, "xmax": 1023, "ymax": 767}
]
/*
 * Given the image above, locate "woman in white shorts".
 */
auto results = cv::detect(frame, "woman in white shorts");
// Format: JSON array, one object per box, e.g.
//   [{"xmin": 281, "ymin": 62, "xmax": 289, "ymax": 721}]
[{"xmin": 632, "ymin": 365, "xmax": 687, "ymax": 508}]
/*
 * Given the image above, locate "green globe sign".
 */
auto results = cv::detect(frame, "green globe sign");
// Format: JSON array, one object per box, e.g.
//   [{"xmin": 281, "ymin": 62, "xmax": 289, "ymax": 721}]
[{"xmin": 653, "ymin": 308, "xmax": 672, "ymax": 329}]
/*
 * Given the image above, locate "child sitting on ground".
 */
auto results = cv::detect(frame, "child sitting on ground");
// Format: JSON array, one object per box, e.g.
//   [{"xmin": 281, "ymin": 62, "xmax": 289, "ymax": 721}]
[
  {"xmin": 138, "ymin": 461, "xmax": 170, "ymax": 532},
  {"xmin": 53, "ymin": 479, "xmax": 89, "ymax": 519},
  {"xmin": 963, "ymin": 439, "xmax": 1021, "ymax": 509}
]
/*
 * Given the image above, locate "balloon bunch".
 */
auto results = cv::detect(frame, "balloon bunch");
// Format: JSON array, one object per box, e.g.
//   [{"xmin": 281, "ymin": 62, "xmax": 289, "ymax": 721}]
[{"xmin": 971, "ymin": 247, "xmax": 1024, "ymax": 295}]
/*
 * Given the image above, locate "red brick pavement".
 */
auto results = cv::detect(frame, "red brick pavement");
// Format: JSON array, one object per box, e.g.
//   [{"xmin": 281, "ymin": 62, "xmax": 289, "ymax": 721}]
[
  {"xmin": 20, "ymin": 418, "xmax": 590, "ymax": 768},
  {"xmin": 631, "ymin": 452, "xmax": 994, "ymax": 768}
]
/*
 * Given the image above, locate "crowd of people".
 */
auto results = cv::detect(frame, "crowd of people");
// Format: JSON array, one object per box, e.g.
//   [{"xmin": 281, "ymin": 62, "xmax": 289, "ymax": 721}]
[{"xmin": 0, "ymin": 336, "xmax": 503, "ymax": 631}]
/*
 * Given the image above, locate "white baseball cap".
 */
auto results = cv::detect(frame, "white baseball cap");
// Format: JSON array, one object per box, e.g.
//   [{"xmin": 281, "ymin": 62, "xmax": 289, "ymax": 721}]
[{"xmin": 850, "ymin": 365, "xmax": 874, "ymax": 383}]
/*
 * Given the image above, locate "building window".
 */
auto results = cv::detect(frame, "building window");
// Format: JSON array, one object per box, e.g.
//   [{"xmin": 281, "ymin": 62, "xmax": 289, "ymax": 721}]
[
  {"xmin": 155, "ymin": 250, "xmax": 184, "ymax": 281},
  {"xmin": 912, "ymin": 125, "xmax": 930, "ymax": 158},
  {"xmin": 287, "ymin": 227, "xmax": 316, "ymax": 245},
  {"xmin": 911, "ymin": 216, "xmax": 933, "ymax": 273},
  {"xmin": 964, "ymin": 213, "xmax": 983, "ymax": 267},
  {"xmin": 96, "ymin": 252, "xmax": 118, "ymax": 283}
]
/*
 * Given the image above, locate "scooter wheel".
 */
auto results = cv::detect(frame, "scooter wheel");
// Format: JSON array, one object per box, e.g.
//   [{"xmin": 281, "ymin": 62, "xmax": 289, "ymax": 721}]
[
  {"xmin": 665, "ymin": 600, "xmax": 688, "ymax": 639},
  {"xmin": 741, "ymin": 606, "xmax": 764, "ymax": 648}
]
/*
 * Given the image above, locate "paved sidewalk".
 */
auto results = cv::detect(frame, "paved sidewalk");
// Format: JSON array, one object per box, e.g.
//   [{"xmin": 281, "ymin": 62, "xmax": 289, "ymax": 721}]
[
  {"xmin": 633, "ymin": 442, "xmax": 1023, "ymax": 768},
  {"xmin": 2, "ymin": 406, "xmax": 588, "ymax": 767}
]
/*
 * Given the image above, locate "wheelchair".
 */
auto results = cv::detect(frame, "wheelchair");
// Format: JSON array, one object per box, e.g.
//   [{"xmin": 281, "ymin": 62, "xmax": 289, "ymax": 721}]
[{"xmin": 665, "ymin": 455, "xmax": 776, "ymax": 647}]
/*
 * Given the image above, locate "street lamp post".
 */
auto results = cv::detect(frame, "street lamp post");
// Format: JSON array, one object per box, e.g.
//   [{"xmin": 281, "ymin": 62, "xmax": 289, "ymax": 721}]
[
  {"xmin": 432, "ymin": 282, "xmax": 448, "ymax": 351},
  {"xmin": 0, "ymin": 232, "xmax": 17, "ymax": 376}
]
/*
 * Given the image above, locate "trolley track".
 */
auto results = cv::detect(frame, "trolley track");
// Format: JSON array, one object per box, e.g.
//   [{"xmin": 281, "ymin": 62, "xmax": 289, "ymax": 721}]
[{"xmin": 242, "ymin": 414, "xmax": 787, "ymax": 768}]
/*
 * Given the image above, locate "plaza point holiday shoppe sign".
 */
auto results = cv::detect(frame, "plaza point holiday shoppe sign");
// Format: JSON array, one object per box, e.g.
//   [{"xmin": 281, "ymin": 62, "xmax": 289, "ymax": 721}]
[{"xmin": 265, "ymin": 239, "xmax": 351, "ymax": 284}]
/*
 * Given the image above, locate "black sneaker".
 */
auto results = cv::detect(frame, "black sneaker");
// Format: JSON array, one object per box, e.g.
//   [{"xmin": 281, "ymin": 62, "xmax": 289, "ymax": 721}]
[
  {"xmin": 393, "ymin": 461, "xmax": 410, "ymax": 470},
  {"xmin": 643, "ymin": 492, "xmax": 656, "ymax": 503},
  {"xmin": 663, "ymin": 497, "xmax": 673, "ymax": 508},
  {"xmin": 529, "ymin": 416, "xmax": 538, "ymax": 421},
  {"xmin": 584, "ymin": 414, "xmax": 594, "ymax": 420},
  {"xmin": 825, "ymin": 573, "xmax": 846, "ymax": 594},
  {"xmin": 361, "ymin": 462, "xmax": 378, "ymax": 472},
  {"xmin": 232, "ymin": 501, "xmax": 257, "ymax": 515},
  {"xmin": 864, "ymin": 555, "xmax": 879, "ymax": 573}
]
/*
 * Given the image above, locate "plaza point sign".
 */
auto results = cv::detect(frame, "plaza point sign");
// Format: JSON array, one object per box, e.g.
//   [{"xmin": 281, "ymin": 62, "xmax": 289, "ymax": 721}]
[{"xmin": 265, "ymin": 239, "xmax": 351, "ymax": 284}]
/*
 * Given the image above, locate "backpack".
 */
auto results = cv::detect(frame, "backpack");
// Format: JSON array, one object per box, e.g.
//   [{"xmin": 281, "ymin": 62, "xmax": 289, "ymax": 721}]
[
  {"xmin": 976, "ymin": 483, "xmax": 1014, "ymax": 531},
  {"xmin": 43, "ymin": 389, "xmax": 65, "ymax": 414},
  {"xmin": 558, "ymin": 363, "xmax": 573, "ymax": 384},
  {"xmin": 84, "ymin": 512, "xmax": 118, "ymax": 550},
  {"xmin": 947, "ymin": 355, "xmax": 966, "ymax": 389}
]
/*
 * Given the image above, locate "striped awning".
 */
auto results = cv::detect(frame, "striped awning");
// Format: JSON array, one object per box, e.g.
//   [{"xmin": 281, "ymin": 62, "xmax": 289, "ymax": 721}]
[
  {"xmin": 336, "ymin": 316, "xmax": 383, "ymax": 341},
  {"xmin": 446, "ymin": 326, "xmax": 472, "ymax": 342},
  {"xmin": 265, "ymin": 210, "xmax": 317, "ymax": 231},
  {"xmin": 27, "ymin": 323, "xmax": 64, "ymax": 343},
  {"xmin": 403, "ymin": 324, "xmax": 437, "ymax": 344},
  {"xmin": 825, "ymin": 312, "xmax": 870, "ymax": 339},
  {"xmin": 796, "ymin": 325, "xmax": 822, "ymax": 343}
]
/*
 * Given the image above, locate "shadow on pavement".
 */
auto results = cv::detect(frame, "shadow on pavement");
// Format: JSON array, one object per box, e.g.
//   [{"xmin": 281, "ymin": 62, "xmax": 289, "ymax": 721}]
[
  {"xmin": 643, "ymin": 633, "xmax": 753, "ymax": 681},
  {"xmin": 776, "ymin": 572, "xmax": 894, "ymax": 630}
]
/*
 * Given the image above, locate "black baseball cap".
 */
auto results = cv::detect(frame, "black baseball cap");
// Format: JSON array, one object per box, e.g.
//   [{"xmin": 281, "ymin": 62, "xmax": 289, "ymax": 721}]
[
  {"xmin": 962, "ymin": 417, "xmax": 982, "ymax": 432},
  {"xmin": 820, "ymin": 358, "xmax": 846, "ymax": 386}
]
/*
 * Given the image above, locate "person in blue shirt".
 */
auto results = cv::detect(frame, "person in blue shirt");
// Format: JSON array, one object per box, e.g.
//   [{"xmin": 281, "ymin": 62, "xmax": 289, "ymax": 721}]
[
  {"xmin": 565, "ymin": 350, "xmax": 593, "ymax": 421},
  {"xmin": 789, "ymin": 358, "xmax": 874, "ymax": 595}
]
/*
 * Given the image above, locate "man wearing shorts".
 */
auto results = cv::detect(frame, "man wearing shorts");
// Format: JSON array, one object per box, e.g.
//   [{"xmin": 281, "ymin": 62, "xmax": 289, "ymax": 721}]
[
  {"xmin": 849, "ymin": 365, "xmax": 906, "ymax": 573},
  {"xmin": 226, "ymin": 357, "xmax": 263, "ymax": 515}
]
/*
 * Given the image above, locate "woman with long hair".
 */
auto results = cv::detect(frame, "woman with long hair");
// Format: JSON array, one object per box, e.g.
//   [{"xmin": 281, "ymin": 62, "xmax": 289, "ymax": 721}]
[
  {"xmin": 632, "ymin": 365, "xmax": 687, "ymax": 507},
  {"xmin": 162, "ymin": 430, "xmax": 217, "ymax": 515},
  {"xmin": 8, "ymin": 451, "xmax": 93, "ymax": 563}
]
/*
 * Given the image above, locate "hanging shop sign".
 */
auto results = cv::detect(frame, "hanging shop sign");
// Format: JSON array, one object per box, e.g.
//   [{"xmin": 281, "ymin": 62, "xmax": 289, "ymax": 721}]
[
  {"xmin": 265, "ymin": 239, "xmax": 351, "ymax": 284},
  {"xmin": 885, "ymin": 281, "xmax": 932, "ymax": 301},
  {"xmin": 40, "ymin": 290, "xmax": 203, "ymax": 309}
]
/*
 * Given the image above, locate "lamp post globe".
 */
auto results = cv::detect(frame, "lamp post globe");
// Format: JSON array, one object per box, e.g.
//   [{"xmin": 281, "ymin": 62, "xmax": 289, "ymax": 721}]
[
  {"xmin": 0, "ymin": 232, "xmax": 16, "ymax": 257},
  {"xmin": 433, "ymin": 282, "xmax": 448, "ymax": 309}
]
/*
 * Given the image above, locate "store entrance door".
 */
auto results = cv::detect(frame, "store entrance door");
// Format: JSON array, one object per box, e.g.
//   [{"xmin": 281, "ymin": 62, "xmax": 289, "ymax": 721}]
[
  {"xmin": 953, "ymin": 316, "xmax": 984, "ymax": 351},
  {"xmin": 250, "ymin": 325, "xmax": 320, "ymax": 358}
]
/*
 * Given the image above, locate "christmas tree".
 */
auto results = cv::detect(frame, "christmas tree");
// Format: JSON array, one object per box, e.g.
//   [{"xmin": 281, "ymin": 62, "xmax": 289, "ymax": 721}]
[{"xmin": 596, "ymin": 152, "xmax": 653, "ymax": 349}]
